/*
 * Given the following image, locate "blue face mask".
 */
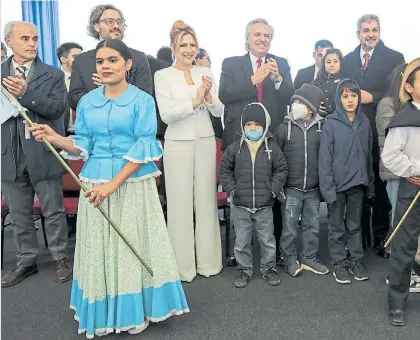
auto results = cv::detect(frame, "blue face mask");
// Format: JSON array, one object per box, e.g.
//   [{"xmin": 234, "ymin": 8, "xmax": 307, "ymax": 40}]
[{"xmin": 244, "ymin": 128, "xmax": 263, "ymax": 141}]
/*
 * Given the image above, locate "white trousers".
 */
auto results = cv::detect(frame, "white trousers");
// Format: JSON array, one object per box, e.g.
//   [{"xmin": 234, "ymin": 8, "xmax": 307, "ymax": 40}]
[{"xmin": 164, "ymin": 137, "xmax": 223, "ymax": 281}]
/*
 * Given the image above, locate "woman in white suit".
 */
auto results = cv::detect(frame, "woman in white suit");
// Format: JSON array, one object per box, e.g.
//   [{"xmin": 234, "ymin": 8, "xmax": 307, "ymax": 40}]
[{"xmin": 154, "ymin": 20, "xmax": 223, "ymax": 282}]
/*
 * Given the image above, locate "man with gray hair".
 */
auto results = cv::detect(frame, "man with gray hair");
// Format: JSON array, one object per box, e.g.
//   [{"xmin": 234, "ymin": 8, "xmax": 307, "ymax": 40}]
[
  {"xmin": 219, "ymin": 18, "xmax": 294, "ymax": 268},
  {"xmin": 68, "ymin": 4, "xmax": 152, "ymax": 110},
  {"xmin": 1, "ymin": 21, "xmax": 71, "ymax": 287},
  {"xmin": 342, "ymin": 14, "xmax": 405, "ymax": 258}
]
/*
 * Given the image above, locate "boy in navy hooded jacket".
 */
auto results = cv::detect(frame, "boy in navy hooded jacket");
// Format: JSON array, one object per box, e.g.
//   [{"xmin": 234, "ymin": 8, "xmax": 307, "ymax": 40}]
[{"xmin": 319, "ymin": 79, "xmax": 375, "ymax": 284}]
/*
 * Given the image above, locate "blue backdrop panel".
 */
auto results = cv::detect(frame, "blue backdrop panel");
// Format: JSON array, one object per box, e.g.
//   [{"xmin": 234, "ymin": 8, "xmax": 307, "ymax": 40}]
[{"xmin": 21, "ymin": 0, "xmax": 60, "ymax": 68}]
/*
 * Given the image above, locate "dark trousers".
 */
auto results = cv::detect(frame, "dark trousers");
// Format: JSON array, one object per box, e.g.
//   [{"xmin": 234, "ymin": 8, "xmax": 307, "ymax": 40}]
[
  {"xmin": 328, "ymin": 186, "xmax": 364, "ymax": 266},
  {"xmin": 388, "ymin": 180, "xmax": 420, "ymax": 309},
  {"xmin": 1, "ymin": 144, "xmax": 68, "ymax": 267},
  {"xmin": 273, "ymin": 199, "xmax": 283, "ymax": 256},
  {"xmin": 362, "ymin": 145, "xmax": 391, "ymax": 242}
]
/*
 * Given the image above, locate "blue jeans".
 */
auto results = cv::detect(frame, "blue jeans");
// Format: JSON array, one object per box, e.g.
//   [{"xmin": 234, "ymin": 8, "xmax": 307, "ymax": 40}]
[
  {"xmin": 280, "ymin": 188, "xmax": 321, "ymax": 260},
  {"xmin": 386, "ymin": 179, "xmax": 400, "ymax": 228},
  {"xmin": 233, "ymin": 206, "xmax": 276, "ymax": 276}
]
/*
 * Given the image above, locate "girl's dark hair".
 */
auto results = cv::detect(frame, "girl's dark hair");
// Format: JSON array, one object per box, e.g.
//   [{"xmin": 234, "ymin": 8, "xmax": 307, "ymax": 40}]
[
  {"xmin": 407, "ymin": 66, "xmax": 420, "ymax": 87},
  {"xmin": 315, "ymin": 48, "xmax": 343, "ymax": 80},
  {"xmin": 338, "ymin": 79, "xmax": 359, "ymax": 95},
  {"xmin": 95, "ymin": 39, "xmax": 131, "ymax": 61},
  {"xmin": 384, "ymin": 63, "xmax": 407, "ymax": 113}
]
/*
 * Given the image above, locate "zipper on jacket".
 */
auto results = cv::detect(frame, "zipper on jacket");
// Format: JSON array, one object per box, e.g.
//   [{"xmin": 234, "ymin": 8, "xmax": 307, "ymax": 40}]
[
  {"xmin": 303, "ymin": 122, "xmax": 308, "ymax": 191},
  {"xmin": 251, "ymin": 153, "xmax": 256, "ymax": 211}
]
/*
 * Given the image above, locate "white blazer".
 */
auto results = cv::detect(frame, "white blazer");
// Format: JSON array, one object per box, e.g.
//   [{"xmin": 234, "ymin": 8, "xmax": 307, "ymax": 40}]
[{"xmin": 154, "ymin": 66, "xmax": 224, "ymax": 140}]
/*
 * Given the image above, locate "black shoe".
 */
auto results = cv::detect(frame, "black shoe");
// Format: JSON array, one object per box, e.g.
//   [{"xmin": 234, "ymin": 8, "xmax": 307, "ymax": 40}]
[
  {"xmin": 373, "ymin": 239, "xmax": 390, "ymax": 258},
  {"xmin": 227, "ymin": 256, "xmax": 237, "ymax": 267},
  {"xmin": 262, "ymin": 268, "xmax": 281, "ymax": 286},
  {"xmin": 55, "ymin": 258, "xmax": 72, "ymax": 283},
  {"xmin": 276, "ymin": 254, "xmax": 285, "ymax": 267},
  {"xmin": 333, "ymin": 263, "xmax": 352, "ymax": 284},
  {"xmin": 233, "ymin": 270, "xmax": 251, "ymax": 288},
  {"xmin": 1, "ymin": 264, "xmax": 39, "ymax": 288},
  {"xmin": 349, "ymin": 261, "xmax": 369, "ymax": 281},
  {"xmin": 389, "ymin": 309, "xmax": 405, "ymax": 326}
]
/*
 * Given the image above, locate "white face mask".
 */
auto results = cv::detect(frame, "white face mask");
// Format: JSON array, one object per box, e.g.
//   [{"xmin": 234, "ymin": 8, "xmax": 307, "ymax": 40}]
[{"xmin": 291, "ymin": 102, "xmax": 308, "ymax": 121}]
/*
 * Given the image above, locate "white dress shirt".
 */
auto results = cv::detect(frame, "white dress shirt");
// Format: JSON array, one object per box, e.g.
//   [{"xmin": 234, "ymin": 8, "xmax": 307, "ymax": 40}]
[
  {"xmin": 314, "ymin": 65, "xmax": 320, "ymax": 80},
  {"xmin": 154, "ymin": 65, "xmax": 224, "ymax": 141},
  {"xmin": 360, "ymin": 48, "xmax": 374, "ymax": 64},
  {"xmin": 248, "ymin": 53, "xmax": 282, "ymax": 90},
  {"xmin": 12, "ymin": 59, "xmax": 33, "ymax": 78}
]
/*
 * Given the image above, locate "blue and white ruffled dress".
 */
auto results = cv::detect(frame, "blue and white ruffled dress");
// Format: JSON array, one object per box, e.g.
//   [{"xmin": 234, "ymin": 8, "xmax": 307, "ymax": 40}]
[{"xmin": 62, "ymin": 85, "xmax": 189, "ymax": 338}]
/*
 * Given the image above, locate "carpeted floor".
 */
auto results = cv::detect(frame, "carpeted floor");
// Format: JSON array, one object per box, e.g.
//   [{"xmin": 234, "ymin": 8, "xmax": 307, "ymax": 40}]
[{"xmin": 1, "ymin": 208, "xmax": 419, "ymax": 340}]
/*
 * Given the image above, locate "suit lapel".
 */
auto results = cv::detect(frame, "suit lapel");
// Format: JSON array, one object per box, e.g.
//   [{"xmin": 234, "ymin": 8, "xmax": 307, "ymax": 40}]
[
  {"xmin": 1, "ymin": 57, "xmax": 12, "ymax": 78},
  {"xmin": 363, "ymin": 40, "xmax": 384, "ymax": 77},
  {"xmin": 242, "ymin": 54, "xmax": 254, "ymax": 82},
  {"xmin": 27, "ymin": 57, "xmax": 48, "ymax": 85}
]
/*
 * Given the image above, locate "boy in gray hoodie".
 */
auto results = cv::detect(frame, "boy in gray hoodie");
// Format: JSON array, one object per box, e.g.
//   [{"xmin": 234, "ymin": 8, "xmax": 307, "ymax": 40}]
[{"xmin": 220, "ymin": 103, "xmax": 288, "ymax": 288}]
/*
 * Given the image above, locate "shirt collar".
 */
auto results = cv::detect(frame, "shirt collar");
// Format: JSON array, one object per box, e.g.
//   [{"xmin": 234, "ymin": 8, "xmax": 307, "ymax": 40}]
[
  {"xmin": 412, "ymin": 102, "xmax": 420, "ymax": 110},
  {"xmin": 64, "ymin": 70, "xmax": 71, "ymax": 79},
  {"xmin": 360, "ymin": 47, "xmax": 374, "ymax": 60},
  {"xmin": 249, "ymin": 52, "xmax": 266, "ymax": 65},
  {"xmin": 12, "ymin": 58, "xmax": 33, "ymax": 73},
  {"xmin": 88, "ymin": 84, "xmax": 140, "ymax": 108}
]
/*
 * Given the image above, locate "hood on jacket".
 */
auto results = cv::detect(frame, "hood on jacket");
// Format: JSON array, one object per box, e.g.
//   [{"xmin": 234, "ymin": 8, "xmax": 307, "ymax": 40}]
[
  {"xmin": 283, "ymin": 111, "xmax": 324, "ymax": 142},
  {"xmin": 239, "ymin": 102, "xmax": 273, "ymax": 160},
  {"xmin": 386, "ymin": 101, "xmax": 420, "ymax": 132}
]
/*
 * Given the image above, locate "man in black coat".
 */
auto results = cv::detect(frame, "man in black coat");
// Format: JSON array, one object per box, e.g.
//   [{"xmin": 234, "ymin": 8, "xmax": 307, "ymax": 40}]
[
  {"xmin": 219, "ymin": 18, "xmax": 294, "ymax": 265},
  {"xmin": 1, "ymin": 21, "xmax": 71, "ymax": 287},
  {"xmin": 68, "ymin": 4, "xmax": 152, "ymax": 110},
  {"xmin": 342, "ymin": 14, "xmax": 405, "ymax": 256},
  {"xmin": 294, "ymin": 39, "xmax": 333, "ymax": 90}
]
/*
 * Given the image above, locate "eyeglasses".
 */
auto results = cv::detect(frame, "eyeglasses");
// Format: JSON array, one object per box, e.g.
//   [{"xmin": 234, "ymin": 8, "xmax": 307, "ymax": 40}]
[{"xmin": 99, "ymin": 18, "xmax": 126, "ymax": 26}]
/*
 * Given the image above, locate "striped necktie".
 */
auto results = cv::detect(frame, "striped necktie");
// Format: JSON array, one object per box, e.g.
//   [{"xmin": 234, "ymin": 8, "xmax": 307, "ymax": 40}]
[{"xmin": 16, "ymin": 66, "xmax": 27, "ymax": 80}]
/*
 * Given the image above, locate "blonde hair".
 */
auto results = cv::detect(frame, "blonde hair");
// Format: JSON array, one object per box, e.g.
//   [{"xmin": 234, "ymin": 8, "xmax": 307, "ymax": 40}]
[{"xmin": 170, "ymin": 20, "xmax": 198, "ymax": 51}]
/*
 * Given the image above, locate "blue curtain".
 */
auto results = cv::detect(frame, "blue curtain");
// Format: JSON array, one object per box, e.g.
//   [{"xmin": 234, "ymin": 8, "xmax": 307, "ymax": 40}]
[{"xmin": 21, "ymin": 0, "xmax": 60, "ymax": 68}]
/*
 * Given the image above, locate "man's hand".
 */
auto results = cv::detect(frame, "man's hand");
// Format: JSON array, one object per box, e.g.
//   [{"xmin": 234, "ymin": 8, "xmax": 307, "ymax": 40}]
[
  {"xmin": 2, "ymin": 74, "xmax": 27, "ymax": 98},
  {"xmin": 251, "ymin": 63, "xmax": 270, "ymax": 85},
  {"xmin": 92, "ymin": 73, "xmax": 103, "ymax": 87},
  {"xmin": 361, "ymin": 90, "xmax": 373, "ymax": 104},
  {"xmin": 267, "ymin": 58, "xmax": 281, "ymax": 81}
]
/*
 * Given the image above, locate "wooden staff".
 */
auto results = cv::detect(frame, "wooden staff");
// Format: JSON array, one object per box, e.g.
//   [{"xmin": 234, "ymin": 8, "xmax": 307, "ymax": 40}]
[{"xmin": 1, "ymin": 86, "xmax": 153, "ymax": 276}]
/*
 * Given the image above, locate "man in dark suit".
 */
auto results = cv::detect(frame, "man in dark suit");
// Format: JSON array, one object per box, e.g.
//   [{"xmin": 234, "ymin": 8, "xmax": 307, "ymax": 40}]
[
  {"xmin": 294, "ymin": 40, "xmax": 333, "ymax": 90},
  {"xmin": 1, "ymin": 21, "xmax": 71, "ymax": 287},
  {"xmin": 342, "ymin": 14, "xmax": 405, "ymax": 257},
  {"xmin": 68, "ymin": 4, "xmax": 152, "ymax": 110},
  {"xmin": 219, "ymin": 18, "xmax": 294, "ymax": 266}
]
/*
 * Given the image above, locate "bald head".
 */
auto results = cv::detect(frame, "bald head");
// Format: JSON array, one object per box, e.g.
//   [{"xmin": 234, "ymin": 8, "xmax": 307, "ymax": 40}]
[{"xmin": 4, "ymin": 21, "xmax": 39, "ymax": 64}]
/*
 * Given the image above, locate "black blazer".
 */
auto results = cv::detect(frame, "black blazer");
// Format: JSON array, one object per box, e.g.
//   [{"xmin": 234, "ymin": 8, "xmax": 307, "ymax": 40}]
[
  {"xmin": 68, "ymin": 47, "xmax": 153, "ymax": 110},
  {"xmin": 1, "ymin": 56, "xmax": 67, "ymax": 182},
  {"xmin": 294, "ymin": 64, "xmax": 316, "ymax": 90},
  {"xmin": 219, "ymin": 53, "xmax": 294, "ymax": 150},
  {"xmin": 342, "ymin": 40, "xmax": 405, "ymax": 137}
]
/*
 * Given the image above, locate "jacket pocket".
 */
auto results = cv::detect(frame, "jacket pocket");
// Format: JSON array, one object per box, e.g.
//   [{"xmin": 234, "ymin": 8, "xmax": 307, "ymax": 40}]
[{"xmin": 1, "ymin": 144, "xmax": 7, "ymax": 155}]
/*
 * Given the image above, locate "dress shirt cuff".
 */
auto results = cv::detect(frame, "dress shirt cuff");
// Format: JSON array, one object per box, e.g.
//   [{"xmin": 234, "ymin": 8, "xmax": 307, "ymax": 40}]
[{"xmin": 274, "ymin": 76, "xmax": 283, "ymax": 90}]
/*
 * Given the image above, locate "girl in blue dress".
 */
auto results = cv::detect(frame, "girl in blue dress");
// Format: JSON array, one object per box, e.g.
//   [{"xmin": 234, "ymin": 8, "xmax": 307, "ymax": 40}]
[{"xmin": 28, "ymin": 39, "xmax": 189, "ymax": 338}]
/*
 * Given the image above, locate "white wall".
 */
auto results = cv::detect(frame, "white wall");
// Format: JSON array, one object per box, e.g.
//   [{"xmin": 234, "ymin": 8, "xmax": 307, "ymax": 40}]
[
  {"xmin": 58, "ymin": 0, "xmax": 420, "ymax": 81},
  {"xmin": 0, "ymin": 0, "xmax": 22, "ymax": 56}
]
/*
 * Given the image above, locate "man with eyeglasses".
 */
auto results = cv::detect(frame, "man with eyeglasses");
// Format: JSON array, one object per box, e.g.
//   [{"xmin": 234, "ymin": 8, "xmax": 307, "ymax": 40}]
[{"xmin": 68, "ymin": 4, "xmax": 152, "ymax": 110}]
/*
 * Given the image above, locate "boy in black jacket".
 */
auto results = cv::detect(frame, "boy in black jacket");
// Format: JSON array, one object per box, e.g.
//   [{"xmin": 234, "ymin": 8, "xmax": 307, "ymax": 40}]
[
  {"xmin": 275, "ymin": 84, "xmax": 329, "ymax": 277},
  {"xmin": 220, "ymin": 103, "xmax": 288, "ymax": 288},
  {"xmin": 319, "ymin": 79, "xmax": 375, "ymax": 284}
]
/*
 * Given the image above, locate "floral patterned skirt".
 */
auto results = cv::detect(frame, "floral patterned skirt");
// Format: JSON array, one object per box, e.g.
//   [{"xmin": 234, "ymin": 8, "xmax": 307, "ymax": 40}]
[{"xmin": 70, "ymin": 178, "xmax": 189, "ymax": 339}]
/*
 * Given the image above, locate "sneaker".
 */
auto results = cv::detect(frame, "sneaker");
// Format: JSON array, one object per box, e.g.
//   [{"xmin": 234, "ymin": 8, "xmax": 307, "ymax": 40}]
[
  {"xmin": 233, "ymin": 270, "xmax": 251, "ymax": 288},
  {"xmin": 262, "ymin": 268, "xmax": 281, "ymax": 286},
  {"xmin": 411, "ymin": 269, "xmax": 420, "ymax": 283},
  {"xmin": 276, "ymin": 254, "xmax": 285, "ymax": 267},
  {"xmin": 301, "ymin": 258, "xmax": 330, "ymax": 275},
  {"xmin": 349, "ymin": 262, "xmax": 369, "ymax": 281},
  {"xmin": 284, "ymin": 256, "xmax": 303, "ymax": 277},
  {"xmin": 333, "ymin": 263, "xmax": 352, "ymax": 284},
  {"xmin": 410, "ymin": 270, "xmax": 420, "ymax": 293}
]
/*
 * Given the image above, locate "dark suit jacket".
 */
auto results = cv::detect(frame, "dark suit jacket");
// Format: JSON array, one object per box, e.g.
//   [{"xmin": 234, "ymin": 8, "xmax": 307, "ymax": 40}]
[
  {"xmin": 68, "ymin": 47, "xmax": 153, "ymax": 110},
  {"xmin": 219, "ymin": 53, "xmax": 294, "ymax": 150},
  {"xmin": 294, "ymin": 64, "xmax": 316, "ymax": 90},
  {"xmin": 1, "ymin": 56, "xmax": 67, "ymax": 183},
  {"xmin": 147, "ymin": 55, "xmax": 170, "ymax": 140},
  {"xmin": 342, "ymin": 40, "xmax": 405, "ymax": 139}
]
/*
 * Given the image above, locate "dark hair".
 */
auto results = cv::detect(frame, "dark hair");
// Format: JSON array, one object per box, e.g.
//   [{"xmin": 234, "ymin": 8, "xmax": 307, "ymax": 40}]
[
  {"xmin": 407, "ymin": 66, "xmax": 420, "ymax": 87},
  {"xmin": 314, "ymin": 39, "xmax": 333, "ymax": 51},
  {"xmin": 196, "ymin": 48, "xmax": 207, "ymax": 59},
  {"xmin": 315, "ymin": 48, "xmax": 343, "ymax": 80},
  {"xmin": 384, "ymin": 63, "xmax": 407, "ymax": 113},
  {"xmin": 95, "ymin": 39, "xmax": 131, "ymax": 61},
  {"xmin": 1, "ymin": 42, "xmax": 6, "ymax": 52},
  {"xmin": 56, "ymin": 42, "xmax": 83, "ymax": 65},
  {"xmin": 338, "ymin": 79, "xmax": 360, "ymax": 95},
  {"xmin": 88, "ymin": 4, "xmax": 125, "ymax": 40},
  {"xmin": 156, "ymin": 46, "xmax": 173, "ymax": 65}
]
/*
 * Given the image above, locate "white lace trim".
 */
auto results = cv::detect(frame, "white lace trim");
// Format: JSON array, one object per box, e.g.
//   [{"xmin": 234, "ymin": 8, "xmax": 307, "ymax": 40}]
[
  {"xmin": 79, "ymin": 170, "xmax": 161, "ymax": 184},
  {"xmin": 123, "ymin": 154, "xmax": 162, "ymax": 164},
  {"xmin": 60, "ymin": 139, "xmax": 89, "ymax": 161},
  {"xmin": 71, "ymin": 306, "xmax": 189, "ymax": 338}
]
